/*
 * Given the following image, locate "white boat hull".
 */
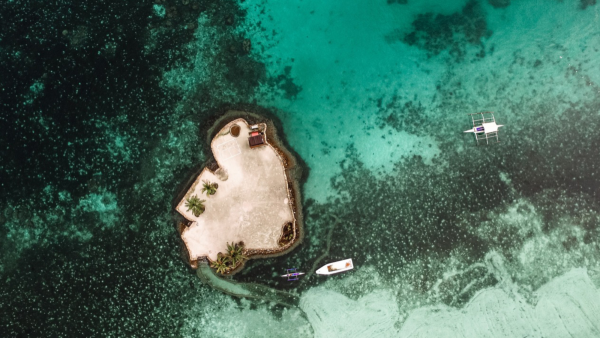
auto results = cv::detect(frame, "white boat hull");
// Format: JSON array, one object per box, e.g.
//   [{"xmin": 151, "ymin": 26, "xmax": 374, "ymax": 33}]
[
  {"xmin": 280, "ymin": 272, "xmax": 305, "ymax": 277},
  {"xmin": 316, "ymin": 259, "xmax": 354, "ymax": 275}
]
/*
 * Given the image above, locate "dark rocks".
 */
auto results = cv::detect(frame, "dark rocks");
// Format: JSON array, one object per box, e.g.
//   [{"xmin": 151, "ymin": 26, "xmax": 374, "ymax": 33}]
[
  {"xmin": 167, "ymin": 6, "xmax": 177, "ymax": 18},
  {"xmin": 16, "ymin": 206, "xmax": 28, "ymax": 222},
  {"xmin": 68, "ymin": 26, "xmax": 88, "ymax": 47},
  {"xmin": 242, "ymin": 39, "xmax": 251, "ymax": 53}
]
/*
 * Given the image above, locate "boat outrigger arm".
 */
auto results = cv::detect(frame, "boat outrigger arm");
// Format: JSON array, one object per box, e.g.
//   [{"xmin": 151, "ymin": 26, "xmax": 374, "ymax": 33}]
[
  {"xmin": 464, "ymin": 112, "xmax": 504, "ymax": 145},
  {"xmin": 281, "ymin": 268, "xmax": 305, "ymax": 281}
]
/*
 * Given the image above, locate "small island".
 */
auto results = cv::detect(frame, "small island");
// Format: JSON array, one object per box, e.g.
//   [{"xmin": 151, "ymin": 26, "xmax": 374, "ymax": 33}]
[{"xmin": 176, "ymin": 112, "xmax": 303, "ymax": 273}]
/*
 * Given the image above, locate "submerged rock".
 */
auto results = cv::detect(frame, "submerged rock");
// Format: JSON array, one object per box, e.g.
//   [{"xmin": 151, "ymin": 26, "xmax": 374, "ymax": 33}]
[
  {"xmin": 580, "ymin": 0, "xmax": 597, "ymax": 9},
  {"xmin": 242, "ymin": 39, "xmax": 251, "ymax": 53},
  {"xmin": 488, "ymin": 0, "xmax": 510, "ymax": 8}
]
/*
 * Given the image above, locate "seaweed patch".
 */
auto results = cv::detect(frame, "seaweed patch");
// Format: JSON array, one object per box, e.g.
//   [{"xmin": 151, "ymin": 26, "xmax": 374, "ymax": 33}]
[
  {"xmin": 488, "ymin": 0, "xmax": 510, "ymax": 8},
  {"xmin": 402, "ymin": 0, "xmax": 491, "ymax": 59},
  {"xmin": 376, "ymin": 97, "xmax": 428, "ymax": 136}
]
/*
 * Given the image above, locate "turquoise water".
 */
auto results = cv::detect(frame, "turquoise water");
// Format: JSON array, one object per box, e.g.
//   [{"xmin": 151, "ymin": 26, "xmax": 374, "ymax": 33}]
[{"xmin": 2, "ymin": 0, "xmax": 600, "ymax": 336}]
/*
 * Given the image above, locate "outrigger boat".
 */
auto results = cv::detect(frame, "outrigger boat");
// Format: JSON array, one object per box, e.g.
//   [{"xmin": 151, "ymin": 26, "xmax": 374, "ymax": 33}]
[
  {"xmin": 316, "ymin": 258, "xmax": 354, "ymax": 275},
  {"xmin": 464, "ymin": 112, "xmax": 504, "ymax": 145},
  {"xmin": 281, "ymin": 268, "xmax": 304, "ymax": 281}
]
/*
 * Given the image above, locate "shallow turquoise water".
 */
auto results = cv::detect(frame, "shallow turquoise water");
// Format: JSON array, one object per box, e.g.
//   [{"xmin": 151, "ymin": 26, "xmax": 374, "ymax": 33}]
[
  {"xmin": 209, "ymin": 0, "xmax": 600, "ymax": 336},
  {"xmin": 242, "ymin": 0, "xmax": 600, "ymax": 202},
  {"xmin": 2, "ymin": 0, "xmax": 600, "ymax": 337}
]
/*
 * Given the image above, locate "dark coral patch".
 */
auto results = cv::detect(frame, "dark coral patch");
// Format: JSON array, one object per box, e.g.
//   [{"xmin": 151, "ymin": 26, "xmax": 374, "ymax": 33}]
[
  {"xmin": 580, "ymin": 0, "xmax": 597, "ymax": 9},
  {"xmin": 403, "ymin": 0, "xmax": 491, "ymax": 59},
  {"xmin": 268, "ymin": 65, "xmax": 303, "ymax": 100},
  {"xmin": 488, "ymin": 0, "xmax": 510, "ymax": 8},
  {"xmin": 376, "ymin": 98, "xmax": 428, "ymax": 135}
]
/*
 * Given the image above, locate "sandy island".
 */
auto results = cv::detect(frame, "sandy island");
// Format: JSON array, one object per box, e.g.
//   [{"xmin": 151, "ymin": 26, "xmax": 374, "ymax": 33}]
[{"xmin": 176, "ymin": 114, "xmax": 302, "ymax": 269}]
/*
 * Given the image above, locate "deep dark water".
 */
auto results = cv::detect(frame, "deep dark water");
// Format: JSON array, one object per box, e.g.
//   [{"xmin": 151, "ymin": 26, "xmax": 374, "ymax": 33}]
[
  {"xmin": 1, "ymin": 229, "xmax": 198, "ymax": 336},
  {"xmin": 0, "ymin": 0, "xmax": 266, "ymax": 336},
  {"xmin": 0, "ymin": 0, "xmax": 253, "ymax": 200}
]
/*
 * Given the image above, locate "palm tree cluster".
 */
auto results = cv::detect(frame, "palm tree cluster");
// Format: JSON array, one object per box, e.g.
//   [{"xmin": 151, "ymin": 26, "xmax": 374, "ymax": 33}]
[
  {"xmin": 202, "ymin": 180, "xmax": 218, "ymax": 196},
  {"xmin": 185, "ymin": 195, "xmax": 205, "ymax": 217},
  {"xmin": 210, "ymin": 242, "xmax": 247, "ymax": 274},
  {"xmin": 210, "ymin": 256, "xmax": 229, "ymax": 275}
]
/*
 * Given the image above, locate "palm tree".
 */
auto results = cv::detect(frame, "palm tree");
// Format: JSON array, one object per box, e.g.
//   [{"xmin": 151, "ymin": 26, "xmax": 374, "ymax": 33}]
[
  {"xmin": 202, "ymin": 180, "xmax": 218, "ymax": 196},
  {"xmin": 185, "ymin": 195, "xmax": 205, "ymax": 217},
  {"xmin": 210, "ymin": 255, "xmax": 229, "ymax": 274},
  {"xmin": 226, "ymin": 242, "xmax": 247, "ymax": 266}
]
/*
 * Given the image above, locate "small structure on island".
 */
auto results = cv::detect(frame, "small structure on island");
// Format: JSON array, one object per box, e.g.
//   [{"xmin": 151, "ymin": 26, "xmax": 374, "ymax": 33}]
[
  {"xmin": 176, "ymin": 114, "xmax": 302, "ymax": 273},
  {"xmin": 248, "ymin": 124, "xmax": 266, "ymax": 148},
  {"xmin": 464, "ymin": 112, "xmax": 504, "ymax": 145}
]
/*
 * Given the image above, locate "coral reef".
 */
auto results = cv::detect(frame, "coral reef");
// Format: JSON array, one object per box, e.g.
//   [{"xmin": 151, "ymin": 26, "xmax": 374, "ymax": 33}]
[
  {"xmin": 403, "ymin": 0, "xmax": 490, "ymax": 59},
  {"xmin": 580, "ymin": 0, "xmax": 597, "ymax": 10},
  {"xmin": 488, "ymin": 0, "xmax": 510, "ymax": 8}
]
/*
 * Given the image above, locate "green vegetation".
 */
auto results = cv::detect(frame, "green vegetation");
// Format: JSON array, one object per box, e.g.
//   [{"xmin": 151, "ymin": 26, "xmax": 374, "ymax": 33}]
[
  {"xmin": 226, "ymin": 242, "xmax": 248, "ymax": 266},
  {"xmin": 202, "ymin": 180, "xmax": 218, "ymax": 196},
  {"xmin": 210, "ymin": 255, "xmax": 229, "ymax": 275},
  {"xmin": 185, "ymin": 195, "xmax": 206, "ymax": 217},
  {"xmin": 210, "ymin": 242, "xmax": 247, "ymax": 274}
]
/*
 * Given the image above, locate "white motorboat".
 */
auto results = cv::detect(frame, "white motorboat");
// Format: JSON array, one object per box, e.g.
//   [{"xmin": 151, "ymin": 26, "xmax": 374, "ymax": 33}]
[{"xmin": 316, "ymin": 258, "xmax": 353, "ymax": 275}]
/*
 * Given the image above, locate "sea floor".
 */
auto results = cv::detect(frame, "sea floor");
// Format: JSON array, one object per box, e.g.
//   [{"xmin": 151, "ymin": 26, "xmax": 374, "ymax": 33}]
[
  {"xmin": 1, "ymin": 0, "xmax": 600, "ymax": 337},
  {"xmin": 210, "ymin": 0, "xmax": 600, "ymax": 336}
]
